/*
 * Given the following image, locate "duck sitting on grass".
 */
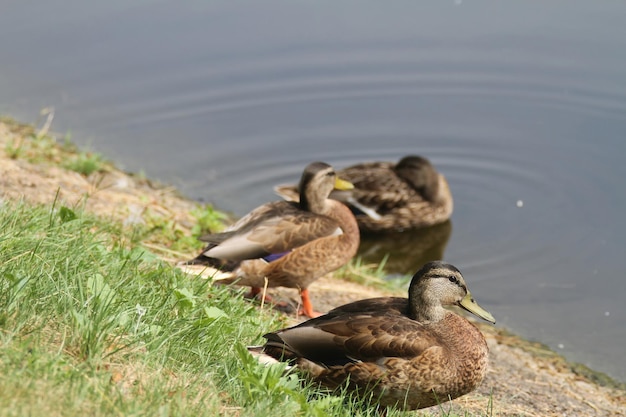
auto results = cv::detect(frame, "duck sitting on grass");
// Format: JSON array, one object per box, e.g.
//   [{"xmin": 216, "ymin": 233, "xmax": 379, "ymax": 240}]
[
  {"xmin": 248, "ymin": 261, "xmax": 495, "ymax": 411},
  {"xmin": 182, "ymin": 161, "xmax": 360, "ymax": 318}
]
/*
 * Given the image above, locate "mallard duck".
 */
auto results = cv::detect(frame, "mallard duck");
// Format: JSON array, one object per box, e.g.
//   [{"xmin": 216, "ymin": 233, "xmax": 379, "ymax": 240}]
[
  {"xmin": 248, "ymin": 261, "xmax": 495, "ymax": 411},
  {"xmin": 183, "ymin": 162, "xmax": 360, "ymax": 318},
  {"xmin": 274, "ymin": 155, "xmax": 453, "ymax": 233}
]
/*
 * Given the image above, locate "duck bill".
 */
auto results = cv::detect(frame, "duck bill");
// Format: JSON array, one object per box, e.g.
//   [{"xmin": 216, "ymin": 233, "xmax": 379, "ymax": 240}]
[
  {"xmin": 459, "ymin": 292, "xmax": 496, "ymax": 324},
  {"xmin": 334, "ymin": 177, "xmax": 354, "ymax": 191}
]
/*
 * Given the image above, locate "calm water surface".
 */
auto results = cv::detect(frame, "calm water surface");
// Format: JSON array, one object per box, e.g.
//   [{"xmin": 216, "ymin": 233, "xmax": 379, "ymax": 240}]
[{"xmin": 2, "ymin": 1, "xmax": 625, "ymax": 382}]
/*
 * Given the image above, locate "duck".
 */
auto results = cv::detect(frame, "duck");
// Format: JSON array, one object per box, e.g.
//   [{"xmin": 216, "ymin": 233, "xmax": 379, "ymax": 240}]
[
  {"xmin": 274, "ymin": 155, "xmax": 453, "ymax": 233},
  {"xmin": 248, "ymin": 261, "xmax": 495, "ymax": 411},
  {"xmin": 183, "ymin": 161, "xmax": 360, "ymax": 318}
]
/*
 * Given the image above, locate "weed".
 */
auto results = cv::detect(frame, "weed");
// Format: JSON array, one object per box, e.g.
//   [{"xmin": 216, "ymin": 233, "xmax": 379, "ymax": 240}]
[
  {"xmin": 190, "ymin": 204, "xmax": 230, "ymax": 236},
  {"xmin": 335, "ymin": 256, "xmax": 410, "ymax": 292},
  {"xmin": 62, "ymin": 151, "xmax": 105, "ymax": 176}
]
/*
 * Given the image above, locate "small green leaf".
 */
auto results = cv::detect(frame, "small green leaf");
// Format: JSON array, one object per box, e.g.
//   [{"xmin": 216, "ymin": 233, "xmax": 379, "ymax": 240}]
[
  {"xmin": 204, "ymin": 306, "xmax": 227, "ymax": 319},
  {"xmin": 88, "ymin": 273, "xmax": 116, "ymax": 303},
  {"xmin": 174, "ymin": 287, "xmax": 196, "ymax": 309},
  {"xmin": 129, "ymin": 246, "xmax": 158, "ymax": 263},
  {"xmin": 59, "ymin": 206, "xmax": 77, "ymax": 223}
]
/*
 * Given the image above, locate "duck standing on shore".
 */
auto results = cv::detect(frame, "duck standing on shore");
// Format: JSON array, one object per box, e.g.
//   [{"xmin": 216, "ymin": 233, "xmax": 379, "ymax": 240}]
[
  {"xmin": 275, "ymin": 155, "xmax": 453, "ymax": 232},
  {"xmin": 182, "ymin": 161, "xmax": 360, "ymax": 318},
  {"xmin": 248, "ymin": 261, "xmax": 495, "ymax": 411}
]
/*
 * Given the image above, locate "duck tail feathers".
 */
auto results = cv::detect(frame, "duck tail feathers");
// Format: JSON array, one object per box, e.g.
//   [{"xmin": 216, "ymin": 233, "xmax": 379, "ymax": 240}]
[{"xmin": 247, "ymin": 346, "xmax": 293, "ymax": 368}]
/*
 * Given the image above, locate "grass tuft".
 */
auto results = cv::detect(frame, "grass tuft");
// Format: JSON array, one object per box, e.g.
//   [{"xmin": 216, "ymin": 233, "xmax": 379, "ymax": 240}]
[
  {"xmin": 62, "ymin": 150, "xmax": 105, "ymax": 176},
  {"xmin": 335, "ymin": 256, "xmax": 410, "ymax": 293},
  {"xmin": 2, "ymin": 114, "xmax": 107, "ymax": 176}
]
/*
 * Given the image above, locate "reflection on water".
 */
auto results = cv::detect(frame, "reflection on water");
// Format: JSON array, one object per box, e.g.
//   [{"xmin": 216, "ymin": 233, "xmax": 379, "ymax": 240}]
[
  {"xmin": 1, "ymin": 0, "xmax": 626, "ymax": 383},
  {"xmin": 358, "ymin": 221, "xmax": 452, "ymax": 276}
]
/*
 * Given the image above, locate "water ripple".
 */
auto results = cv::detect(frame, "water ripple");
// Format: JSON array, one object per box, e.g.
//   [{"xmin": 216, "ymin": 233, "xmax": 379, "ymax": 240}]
[{"xmin": 100, "ymin": 43, "xmax": 626, "ymax": 132}]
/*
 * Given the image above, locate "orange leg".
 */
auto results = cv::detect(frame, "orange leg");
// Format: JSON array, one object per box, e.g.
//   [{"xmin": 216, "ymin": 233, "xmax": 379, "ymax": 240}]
[{"xmin": 298, "ymin": 288, "xmax": 322, "ymax": 318}]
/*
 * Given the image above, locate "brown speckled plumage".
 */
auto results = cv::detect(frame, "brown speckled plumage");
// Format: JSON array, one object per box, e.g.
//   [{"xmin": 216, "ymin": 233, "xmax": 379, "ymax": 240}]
[
  {"xmin": 184, "ymin": 162, "xmax": 360, "ymax": 317},
  {"xmin": 249, "ymin": 261, "xmax": 495, "ymax": 410},
  {"xmin": 275, "ymin": 155, "xmax": 453, "ymax": 232}
]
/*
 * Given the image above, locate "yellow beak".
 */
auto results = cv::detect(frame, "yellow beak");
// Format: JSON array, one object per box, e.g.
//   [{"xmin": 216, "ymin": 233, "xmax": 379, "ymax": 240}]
[
  {"xmin": 334, "ymin": 177, "xmax": 354, "ymax": 191},
  {"xmin": 458, "ymin": 291, "xmax": 496, "ymax": 324}
]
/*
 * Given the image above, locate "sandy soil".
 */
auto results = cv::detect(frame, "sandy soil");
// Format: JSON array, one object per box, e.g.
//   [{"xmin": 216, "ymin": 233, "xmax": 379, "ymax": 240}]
[{"xmin": 1, "ymin": 119, "xmax": 624, "ymax": 416}]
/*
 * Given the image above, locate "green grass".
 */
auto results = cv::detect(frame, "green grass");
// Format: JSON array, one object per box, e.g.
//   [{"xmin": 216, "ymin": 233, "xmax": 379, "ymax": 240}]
[
  {"xmin": 2, "ymin": 115, "xmax": 106, "ymax": 176},
  {"xmin": 61, "ymin": 150, "xmax": 105, "ymax": 176},
  {"xmin": 336, "ymin": 256, "xmax": 411, "ymax": 293},
  {"xmin": 0, "ymin": 199, "xmax": 493, "ymax": 417},
  {"xmin": 4, "ymin": 124, "xmax": 62, "ymax": 162},
  {"xmin": 0, "ymin": 201, "xmax": 274, "ymax": 416}
]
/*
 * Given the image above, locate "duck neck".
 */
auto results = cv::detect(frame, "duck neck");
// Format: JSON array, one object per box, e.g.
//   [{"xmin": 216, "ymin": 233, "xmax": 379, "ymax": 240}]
[
  {"xmin": 326, "ymin": 200, "xmax": 359, "ymax": 249},
  {"xmin": 300, "ymin": 191, "xmax": 325, "ymax": 214},
  {"xmin": 408, "ymin": 284, "xmax": 447, "ymax": 323}
]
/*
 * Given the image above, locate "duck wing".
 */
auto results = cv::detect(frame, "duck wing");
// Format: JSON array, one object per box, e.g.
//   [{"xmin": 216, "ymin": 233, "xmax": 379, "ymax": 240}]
[
  {"xmin": 263, "ymin": 299, "xmax": 440, "ymax": 367},
  {"xmin": 200, "ymin": 201, "xmax": 343, "ymax": 261},
  {"xmin": 332, "ymin": 162, "xmax": 415, "ymax": 216}
]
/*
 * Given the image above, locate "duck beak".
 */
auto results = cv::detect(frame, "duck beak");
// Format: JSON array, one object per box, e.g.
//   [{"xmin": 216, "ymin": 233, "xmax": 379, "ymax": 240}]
[
  {"xmin": 459, "ymin": 292, "xmax": 496, "ymax": 324},
  {"xmin": 334, "ymin": 177, "xmax": 354, "ymax": 191}
]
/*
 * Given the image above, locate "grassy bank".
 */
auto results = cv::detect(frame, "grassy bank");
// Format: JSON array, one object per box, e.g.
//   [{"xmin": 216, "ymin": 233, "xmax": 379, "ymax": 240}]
[
  {"xmin": 0, "ymin": 201, "xmax": 404, "ymax": 416},
  {"xmin": 0, "ymin": 118, "xmax": 462, "ymax": 416},
  {"xmin": 2, "ymin": 116, "xmax": 624, "ymax": 416}
]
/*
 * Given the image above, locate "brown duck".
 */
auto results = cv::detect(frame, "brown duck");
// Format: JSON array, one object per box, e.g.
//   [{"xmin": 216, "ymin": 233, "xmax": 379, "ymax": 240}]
[
  {"xmin": 183, "ymin": 162, "xmax": 360, "ymax": 318},
  {"xmin": 274, "ymin": 155, "xmax": 453, "ymax": 232},
  {"xmin": 249, "ymin": 261, "xmax": 495, "ymax": 411}
]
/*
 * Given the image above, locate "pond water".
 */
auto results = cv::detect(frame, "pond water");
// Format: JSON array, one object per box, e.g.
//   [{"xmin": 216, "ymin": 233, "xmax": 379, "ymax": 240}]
[{"xmin": 2, "ymin": 1, "xmax": 625, "ymax": 383}]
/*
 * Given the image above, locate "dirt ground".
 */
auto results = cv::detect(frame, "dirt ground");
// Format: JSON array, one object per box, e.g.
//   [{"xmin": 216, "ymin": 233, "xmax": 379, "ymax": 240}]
[{"xmin": 1, "ymin": 120, "xmax": 624, "ymax": 416}]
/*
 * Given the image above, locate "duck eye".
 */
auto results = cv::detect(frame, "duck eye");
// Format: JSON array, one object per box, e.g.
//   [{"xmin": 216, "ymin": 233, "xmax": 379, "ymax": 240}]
[{"xmin": 448, "ymin": 276, "xmax": 457, "ymax": 284}]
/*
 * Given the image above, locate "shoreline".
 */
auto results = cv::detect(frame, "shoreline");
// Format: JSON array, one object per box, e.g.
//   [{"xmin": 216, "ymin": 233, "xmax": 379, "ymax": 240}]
[{"xmin": 1, "ymin": 117, "xmax": 624, "ymax": 416}]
